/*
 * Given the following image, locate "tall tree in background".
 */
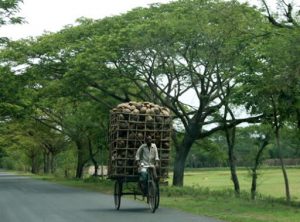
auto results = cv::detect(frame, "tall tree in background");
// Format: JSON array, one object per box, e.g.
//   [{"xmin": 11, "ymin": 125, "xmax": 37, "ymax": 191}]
[
  {"xmin": 255, "ymin": 0, "xmax": 300, "ymax": 202},
  {"xmin": 0, "ymin": 31, "xmax": 114, "ymax": 177},
  {"xmin": 248, "ymin": 126, "xmax": 271, "ymax": 200},
  {"xmin": 39, "ymin": 0, "xmax": 270, "ymax": 186},
  {"xmin": 0, "ymin": 0, "xmax": 25, "ymax": 166},
  {"xmin": 260, "ymin": 0, "xmax": 300, "ymax": 130},
  {"xmin": 0, "ymin": 0, "xmax": 23, "ymax": 38},
  {"xmin": 237, "ymin": 26, "xmax": 299, "ymax": 202},
  {"xmin": 0, "ymin": 0, "xmax": 25, "ymax": 119},
  {"xmin": 91, "ymin": 0, "xmax": 267, "ymax": 186},
  {"xmin": 261, "ymin": 0, "xmax": 299, "ymax": 29},
  {"xmin": 0, "ymin": 120, "xmax": 43, "ymax": 173}
]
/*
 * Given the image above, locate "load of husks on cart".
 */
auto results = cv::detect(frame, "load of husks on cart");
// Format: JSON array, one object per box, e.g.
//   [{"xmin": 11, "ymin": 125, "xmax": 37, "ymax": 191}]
[{"xmin": 107, "ymin": 101, "xmax": 172, "ymax": 213}]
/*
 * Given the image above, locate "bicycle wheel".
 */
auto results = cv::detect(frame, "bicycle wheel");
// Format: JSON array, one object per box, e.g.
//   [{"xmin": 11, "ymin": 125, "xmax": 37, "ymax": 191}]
[
  {"xmin": 155, "ymin": 182, "xmax": 160, "ymax": 209},
  {"xmin": 114, "ymin": 181, "xmax": 122, "ymax": 210},
  {"xmin": 148, "ymin": 181, "xmax": 157, "ymax": 213}
]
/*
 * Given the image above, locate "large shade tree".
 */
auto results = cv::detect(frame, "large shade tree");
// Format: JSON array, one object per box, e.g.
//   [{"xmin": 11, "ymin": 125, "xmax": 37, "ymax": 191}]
[
  {"xmin": 236, "ymin": 23, "xmax": 300, "ymax": 202},
  {"xmin": 0, "ymin": 0, "xmax": 24, "ymax": 119},
  {"xmin": 78, "ymin": 0, "xmax": 268, "ymax": 186}
]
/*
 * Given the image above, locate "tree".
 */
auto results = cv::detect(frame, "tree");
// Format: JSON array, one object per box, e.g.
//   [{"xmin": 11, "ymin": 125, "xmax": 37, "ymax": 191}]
[
  {"xmin": 236, "ymin": 26, "xmax": 299, "ymax": 202},
  {"xmin": 8, "ymin": 0, "xmax": 265, "ymax": 185},
  {"xmin": 0, "ymin": 0, "xmax": 23, "ymax": 44},
  {"xmin": 260, "ymin": 0, "xmax": 299, "ymax": 29},
  {"xmin": 0, "ymin": 0, "xmax": 23, "ymax": 26},
  {"xmin": 0, "ymin": 19, "xmax": 122, "ymax": 177},
  {"xmin": 26, "ymin": 121, "xmax": 68, "ymax": 174},
  {"xmin": 0, "ymin": 120, "xmax": 43, "ymax": 173},
  {"xmin": 260, "ymin": 0, "xmax": 300, "ymax": 130},
  {"xmin": 186, "ymin": 137, "xmax": 227, "ymax": 168},
  {"xmin": 89, "ymin": 0, "xmax": 267, "ymax": 186},
  {"xmin": 32, "ymin": 98, "xmax": 110, "ymax": 178},
  {"xmin": 239, "ymin": 125, "xmax": 272, "ymax": 200}
]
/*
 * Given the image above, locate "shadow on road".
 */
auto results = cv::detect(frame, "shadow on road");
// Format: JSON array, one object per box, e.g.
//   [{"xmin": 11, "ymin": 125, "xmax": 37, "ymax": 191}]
[{"xmin": 84, "ymin": 207, "xmax": 150, "ymax": 214}]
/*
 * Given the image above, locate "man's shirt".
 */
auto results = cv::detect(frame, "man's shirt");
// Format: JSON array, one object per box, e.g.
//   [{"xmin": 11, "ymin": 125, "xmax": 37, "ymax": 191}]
[{"xmin": 135, "ymin": 143, "xmax": 159, "ymax": 166}]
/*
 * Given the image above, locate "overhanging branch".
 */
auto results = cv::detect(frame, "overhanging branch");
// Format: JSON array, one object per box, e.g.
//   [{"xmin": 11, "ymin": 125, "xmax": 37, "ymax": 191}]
[{"xmin": 199, "ymin": 114, "xmax": 263, "ymax": 138}]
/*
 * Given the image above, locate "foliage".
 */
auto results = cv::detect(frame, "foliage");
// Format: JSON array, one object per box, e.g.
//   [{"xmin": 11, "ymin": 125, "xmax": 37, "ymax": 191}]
[
  {"xmin": 186, "ymin": 136, "xmax": 227, "ymax": 167},
  {"xmin": 0, "ymin": 0, "xmax": 299, "ymax": 192},
  {"xmin": 0, "ymin": 0, "xmax": 23, "ymax": 26}
]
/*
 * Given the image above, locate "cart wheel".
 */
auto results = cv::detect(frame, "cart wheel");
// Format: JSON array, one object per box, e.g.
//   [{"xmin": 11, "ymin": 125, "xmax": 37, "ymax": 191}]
[
  {"xmin": 114, "ymin": 181, "xmax": 122, "ymax": 210},
  {"xmin": 148, "ymin": 181, "xmax": 158, "ymax": 213}
]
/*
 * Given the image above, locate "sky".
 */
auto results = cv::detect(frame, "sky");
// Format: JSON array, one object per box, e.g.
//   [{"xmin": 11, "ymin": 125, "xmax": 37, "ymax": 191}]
[
  {"xmin": 0, "ymin": 0, "xmax": 172, "ymax": 40},
  {"xmin": 1, "ymin": 0, "xmax": 296, "ymax": 40}
]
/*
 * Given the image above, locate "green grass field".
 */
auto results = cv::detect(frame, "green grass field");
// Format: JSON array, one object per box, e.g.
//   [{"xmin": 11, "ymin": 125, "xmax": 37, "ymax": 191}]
[
  {"xmin": 162, "ymin": 167, "xmax": 300, "ymax": 222},
  {"xmin": 171, "ymin": 167, "xmax": 300, "ymax": 200},
  {"xmin": 27, "ymin": 167, "xmax": 300, "ymax": 222}
]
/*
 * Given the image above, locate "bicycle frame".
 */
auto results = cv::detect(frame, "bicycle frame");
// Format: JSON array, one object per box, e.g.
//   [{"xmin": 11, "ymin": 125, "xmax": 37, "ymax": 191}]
[
  {"xmin": 113, "ymin": 165, "xmax": 160, "ymax": 213},
  {"xmin": 144, "ymin": 166, "xmax": 159, "ymax": 213}
]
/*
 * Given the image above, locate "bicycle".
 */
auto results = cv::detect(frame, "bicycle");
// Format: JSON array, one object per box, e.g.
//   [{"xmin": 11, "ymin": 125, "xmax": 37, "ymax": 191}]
[
  {"xmin": 113, "ymin": 165, "xmax": 160, "ymax": 213},
  {"xmin": 142, "ymin": 165, "xmax": 160, "ymax": 213}
]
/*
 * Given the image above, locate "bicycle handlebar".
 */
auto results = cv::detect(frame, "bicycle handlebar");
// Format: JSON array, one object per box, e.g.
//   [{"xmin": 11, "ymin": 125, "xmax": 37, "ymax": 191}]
[{"xmin": 140, "ymin": 164, "xmax": 155, "ymax": 168}]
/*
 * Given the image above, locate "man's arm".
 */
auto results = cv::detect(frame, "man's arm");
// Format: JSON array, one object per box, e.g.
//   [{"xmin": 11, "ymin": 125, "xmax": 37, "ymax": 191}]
[
  {"xmin": 135, "ymin": 145, "xmax": 143, "ymax": 165},
  {"xmin": 153, "ymin": 144, "xmax": 160, "ymax": 167},
  {"xmin": 153, "ymin": 144, "xmax": 159, "ymax": 161}
]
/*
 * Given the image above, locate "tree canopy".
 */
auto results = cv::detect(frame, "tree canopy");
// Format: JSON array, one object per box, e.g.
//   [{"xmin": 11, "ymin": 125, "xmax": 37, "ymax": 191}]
[{"xmin": 0, "ymin": 0, "xmax": 299, "ymax": 194}]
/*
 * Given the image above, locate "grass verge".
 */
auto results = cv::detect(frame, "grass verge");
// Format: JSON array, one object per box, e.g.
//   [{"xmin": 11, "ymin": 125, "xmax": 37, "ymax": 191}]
[
  {"xmin": 25, "ymin": 173, "xmax": 300, "ymax": 222},
  {"xmin": 160, "ymin": 186, "xmax": 300, "ymax": 222}
]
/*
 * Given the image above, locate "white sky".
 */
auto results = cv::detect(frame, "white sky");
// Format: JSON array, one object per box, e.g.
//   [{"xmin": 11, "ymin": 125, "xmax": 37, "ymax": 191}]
[
  {"xmin": 0, "ymin": 0, "xmax": 291, "ymax": 40},
  {"xmin": 0, "ymin": 0, "xmax": 172, "ymax": 40}
]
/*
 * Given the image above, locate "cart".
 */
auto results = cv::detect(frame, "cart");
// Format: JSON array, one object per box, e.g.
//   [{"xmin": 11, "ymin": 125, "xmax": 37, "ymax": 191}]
[
  {"xmin": 113, "ymin": 165, "xmax": 159, "ymax": 213},
  {"xmin": 107, "ymin": 102, "xmax": 172, "ymax": 213}
]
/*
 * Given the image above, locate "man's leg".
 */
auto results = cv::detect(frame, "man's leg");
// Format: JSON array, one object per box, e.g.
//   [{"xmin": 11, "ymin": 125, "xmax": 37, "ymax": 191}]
[
  {"xmin": 152, "ymin": 167, "xmax": 157, "ymax": 180},
  {"xmin": 139, "ymin": 171, "xmax": 148, "ymax": 195}
]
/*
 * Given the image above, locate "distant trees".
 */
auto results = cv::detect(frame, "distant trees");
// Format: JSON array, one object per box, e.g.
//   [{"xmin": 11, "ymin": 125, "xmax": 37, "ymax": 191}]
[
  {"xmin": 236, "ymin": 3, "xmax": 300, "ymax": 201},
  {"xmin": 0, "ymin": 0, "xmax": 299, "ymax": 202},
  {"xmin": 0, "ymin": 29, "xmax": 114, "ymax": 177}
]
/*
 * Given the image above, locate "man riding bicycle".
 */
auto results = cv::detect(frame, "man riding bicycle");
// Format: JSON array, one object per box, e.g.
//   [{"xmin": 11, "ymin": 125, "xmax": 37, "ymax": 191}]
[{"xmin": 135, "ymin": 136, "xmax": 159, "ymax": 195}]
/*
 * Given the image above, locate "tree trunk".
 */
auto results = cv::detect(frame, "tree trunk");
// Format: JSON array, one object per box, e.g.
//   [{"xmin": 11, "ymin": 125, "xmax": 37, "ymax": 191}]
[
  {"xmin": 172, "ymin": 151, "xmax": 186, "ymax": 187},
  {"xmin": 76, "ymin": 154, "xmax": 85, "ymax": 179},
  {"xmin": 251, "ymin": 169, "xmax": 257, "ymax": 200},
  {"xmin": 225, "ymin": 126, "xmax": 240, "ymax": 196},
  {"xmin": 172, "ymin": 131, "xmax": 196, "ymax": 186},
  {"xmin": 271, "ymin": 96, "xmax": 291, "ymax": 203},
  {"xmin": 50, "ymin": 152, "xmax": 55, "ymax": 174},
  {"xmin": 100, "ymin": 145, "xmax": 104, "ymax": 179},
  {"xmin": 46, "ymin": 152, "xmax": 50, "ymax": 173},
  {"xmin": 275, "ymin": 126, "xmax": 291, "ymax": 203},
  {"xmin": 64, "ymin": 169, "xmax": 69, "ymax": 178},
  {"xmin": 43, "ymin": 152, "xmax": 48, "ymax": 174},
  {"xmin": 43, "ymin": 144, "xmax": 52, "ymax": 174},
  {"xmin": 31, "ymin": 154, "xmax": 38, "ymax": 174},
  {"xmin": 88, "ymin": 137, "xmax": 98, "ymax": 177},
  {"xmin": 75, "ymin": 140, "xmax": 86, "ymax": 179},
  {"xmin": 251, "ymin": 136, "xmax": 269, "ymax": 200},
  {"xmin": 43, "ymin": 151, "xmax": 51, "ymax": 174},
  {"xmin": 297, "ymin": 109, "xmax": 300, "ymax": 130}
]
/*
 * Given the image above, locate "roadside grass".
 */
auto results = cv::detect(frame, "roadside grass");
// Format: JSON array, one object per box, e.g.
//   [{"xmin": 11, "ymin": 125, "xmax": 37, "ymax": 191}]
[
  {"xmin": 177, "ymin": 167, "xmax": 300, "ymax": 200},
  {"xmin": 19, "ymin": 167, "xmax": 300, "ymax": 222},
  {"xmin": 160, "ymin": 186, "xmax": 300, "ymax": 222},
  {"xmin": 30, "ymin": 174, "xmax": 113, "ymax": 194}
]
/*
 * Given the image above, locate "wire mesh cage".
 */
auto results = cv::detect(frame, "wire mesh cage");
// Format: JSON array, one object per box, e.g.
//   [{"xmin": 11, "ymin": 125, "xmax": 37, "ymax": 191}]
[{"xmin": 107, "ymin": 102, "xmax": 172, "ymax": 181}]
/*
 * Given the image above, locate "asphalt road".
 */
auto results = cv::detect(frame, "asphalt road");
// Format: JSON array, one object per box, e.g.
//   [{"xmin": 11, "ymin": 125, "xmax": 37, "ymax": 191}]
[{"xmin": 0, "ymin": 171, "xmax": 223, "ymax": 222}]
